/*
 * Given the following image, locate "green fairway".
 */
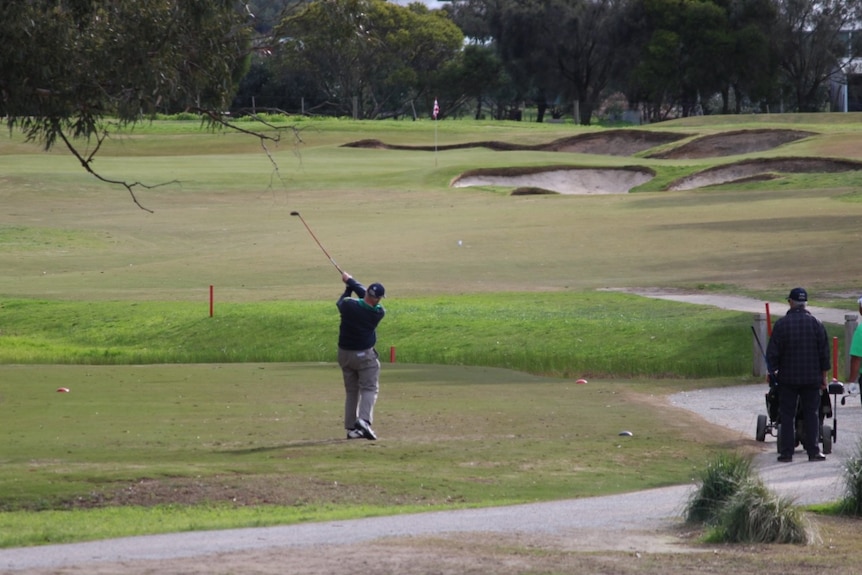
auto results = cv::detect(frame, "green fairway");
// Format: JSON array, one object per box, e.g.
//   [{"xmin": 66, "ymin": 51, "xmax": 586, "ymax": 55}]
[
  {"xmin": 2, "ymin": 114, "xmax": 862, "ymax": 547},
  {"xmin": 2, "ymin": 115, "xmax": 862, "ymax": 301}
]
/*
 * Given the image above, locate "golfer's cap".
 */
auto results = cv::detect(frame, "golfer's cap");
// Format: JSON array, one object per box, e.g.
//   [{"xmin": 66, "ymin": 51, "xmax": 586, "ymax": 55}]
[
  {"xmin": 367, "ymin": 283, "xmax": 385, "ymax": 298},
  {"xmin": 788, "ymin": 287, "xmax": 808, "ymax": 303}
]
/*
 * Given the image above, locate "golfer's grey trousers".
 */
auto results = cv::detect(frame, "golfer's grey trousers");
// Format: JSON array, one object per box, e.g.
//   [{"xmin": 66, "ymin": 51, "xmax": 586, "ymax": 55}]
[{"xmin": 338, "ymin": 347, "xmax": 380, "ymax": 429}]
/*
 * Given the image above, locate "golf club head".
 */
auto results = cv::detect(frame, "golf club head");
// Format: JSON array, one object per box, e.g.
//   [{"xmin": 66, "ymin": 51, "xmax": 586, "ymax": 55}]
[{"xmin": 290, "ymin": 211, "xmax": 300, "ymax": 216}]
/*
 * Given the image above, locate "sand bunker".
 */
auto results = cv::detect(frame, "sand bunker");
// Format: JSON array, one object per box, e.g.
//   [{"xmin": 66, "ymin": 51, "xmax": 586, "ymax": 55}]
[
  {"xmin": 344, "ymin": 129, "xmax": 688, "ymax": 156},
  {"xmin": 346, "ymin": 128, "xmax": 862, "ymax": 194},
  {"xmin": 665, "ymin": 157, "xmax": 862, "ymax": 191},
  {"xmin": 452, "ymin": 166, "xmax": 655, "ymax": 195},
  {"xmin": 648, "ymin": 129, "xmax": 815, "ymax": 159}
]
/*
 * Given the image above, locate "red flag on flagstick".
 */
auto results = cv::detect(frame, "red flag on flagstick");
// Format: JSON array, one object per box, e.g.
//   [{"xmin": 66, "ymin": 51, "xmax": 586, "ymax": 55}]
[{"xmin": 433, "ymin": 98, "xmax": 439, "ymax": 119}]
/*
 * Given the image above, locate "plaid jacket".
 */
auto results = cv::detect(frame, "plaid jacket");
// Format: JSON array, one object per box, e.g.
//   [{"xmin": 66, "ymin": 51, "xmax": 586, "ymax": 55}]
[{"xmin": 765, "ymin": 307, "xmax": 830, "ymax": 387}]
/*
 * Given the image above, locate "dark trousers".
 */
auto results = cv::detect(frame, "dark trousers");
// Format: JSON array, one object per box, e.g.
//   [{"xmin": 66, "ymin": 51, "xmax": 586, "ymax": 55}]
[{"xmin": 778, "ymin": 385, "xmax": 821, "ymax": 458}]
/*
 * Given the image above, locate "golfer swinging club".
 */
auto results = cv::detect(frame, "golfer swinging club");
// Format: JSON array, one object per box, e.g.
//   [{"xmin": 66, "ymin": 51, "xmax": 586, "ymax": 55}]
[{"xmin": 337, "ymin": 271, "xmax": 386, "ymax": 440}]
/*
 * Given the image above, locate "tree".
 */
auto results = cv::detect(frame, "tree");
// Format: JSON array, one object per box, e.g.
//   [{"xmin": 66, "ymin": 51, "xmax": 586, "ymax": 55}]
[
  {"xmin": 274, "ymin": 0, "xmax": 462, "ymax": 119},
  {"xmin": 248, "ymin": 0, "xmax": 301, "ymax": 33},
  {"xmin": 773, "ymin": 0, "xmax": 862, "ymax": 112},
  {"xmin": 482, "ymin": 0, "xmax": 565, "ymax": 122},
  {"xmin": 545, "ymin": 0, "xmax": 629, "ymax": 125},
  {"xmin": 1, "ymin": 1, "xmax": 254, "ymax": 145},
  {"xmin": 622, "ymin": 0, "xmax": 689, "ymax": 120},
  {"xmin": 722, "ymin": 0, "xmax": 780, "ymax": 113},
  {"xmin": 457, "ymin": 0, "xmax": 626, "ymax": 125},
  {"xmin": 621, "ymin": 0, "xmax": 774, "ymax": 119},
  {"xmin": 460, "ymin": 45, "xmax": 508, "ymax": 119},
  {"xmin": 0, "ymin": 1, "xmax": 257, "ymax": 209}
]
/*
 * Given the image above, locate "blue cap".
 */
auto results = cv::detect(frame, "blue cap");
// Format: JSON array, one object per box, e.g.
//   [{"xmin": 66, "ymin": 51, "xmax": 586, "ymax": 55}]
[{"xmin": 367, "ymin": 283, "xmax": 385, "ymax": 298}]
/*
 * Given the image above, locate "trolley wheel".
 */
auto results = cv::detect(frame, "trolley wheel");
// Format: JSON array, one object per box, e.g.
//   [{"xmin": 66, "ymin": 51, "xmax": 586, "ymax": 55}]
[
  {"xmin": 756, "ymin": 414, "xmax": 767, "ymax": 442},
  {"xmin": 822, "ymin": 424, "xmax": 833, "ymax": 454}
]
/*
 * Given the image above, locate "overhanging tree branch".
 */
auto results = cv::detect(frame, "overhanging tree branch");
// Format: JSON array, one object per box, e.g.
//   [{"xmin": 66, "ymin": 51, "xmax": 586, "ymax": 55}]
[{"xmin": 57, "ymin": 127, "xmax": 177, "ymax": 214}]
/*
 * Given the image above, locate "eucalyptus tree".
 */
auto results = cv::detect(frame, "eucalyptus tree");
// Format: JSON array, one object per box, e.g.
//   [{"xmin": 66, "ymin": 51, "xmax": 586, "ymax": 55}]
[
  {"xmin": 0, "ymin": 0, "xmax": 257, "ymax": 209},
  {"xmin": 720, "ymin": 0, "xmax": 780, "ymax": 113},
  {"xmin": 485, "ymin": 0, "xmax": 560, "ymax": 121},
  {"xmin": 562, "ymin": 0, "xmax": 632, "ymax": 124},
  {"xmin": 275, "ymin": 0, "xmax": 463, "ymax": 118},
  {"xmin": 620, "ymin": 0, "xmax": 780, "ymax": 118},
  {"xmin": 623, "ymin": 0, "xmax": 693, "ymax": 119},
  {"xmin": 452, "ymin": 0, "xmax": 627, "ymax": 125},
  {"xmin": 248, "ymin": 0, "xmax": 299, "ymax": 32}
]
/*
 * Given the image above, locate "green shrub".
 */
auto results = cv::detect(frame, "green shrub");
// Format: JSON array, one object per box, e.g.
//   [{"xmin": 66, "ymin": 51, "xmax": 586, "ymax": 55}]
[
  {"xmin": 707, "ymin": 481, "xmax": 812, "ymax": 544},
  {"xmin": 685, "ymin": 452, "xmax": 754, "ymax": 523}
]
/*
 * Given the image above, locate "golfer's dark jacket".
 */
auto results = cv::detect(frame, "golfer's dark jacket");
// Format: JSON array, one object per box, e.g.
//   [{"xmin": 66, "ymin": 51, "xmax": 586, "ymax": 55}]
[
  {"xmin": 765, "ymin": 307, "xmax": 830, "ymax": 387},
  {"xmin": 337, "ymin": 278, "xmax": 385, "ymax": 351}
]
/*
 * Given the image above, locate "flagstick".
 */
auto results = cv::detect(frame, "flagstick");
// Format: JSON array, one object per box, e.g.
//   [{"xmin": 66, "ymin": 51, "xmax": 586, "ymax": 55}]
[
  {"xmin": 434, "ymin": 117, "xmax": 438, "ymax": 167},
  {"xmin": 432, "ymin": 97, "xmax": 439, "ymax": 167}
]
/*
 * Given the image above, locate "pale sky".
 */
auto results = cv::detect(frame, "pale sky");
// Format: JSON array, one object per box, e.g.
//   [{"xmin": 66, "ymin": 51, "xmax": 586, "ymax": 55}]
[{"xmin": 391, "ymin": 0, "xmax": 447, "ymax": 8}]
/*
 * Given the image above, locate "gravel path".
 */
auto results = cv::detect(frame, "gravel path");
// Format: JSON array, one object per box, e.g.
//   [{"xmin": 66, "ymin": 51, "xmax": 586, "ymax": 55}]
[
  {"xmin": 3, "ymin": 293, "xmax": 860, "ymax": 573},
  {"xmin": 612, "ymin": 288, "xmax": 855, "ymax": 325}
]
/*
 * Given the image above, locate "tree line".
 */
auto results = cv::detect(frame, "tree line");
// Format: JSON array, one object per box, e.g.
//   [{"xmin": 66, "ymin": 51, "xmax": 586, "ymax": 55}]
[
  {"xmin": 4, "ymin": 0, "xmax": 862, "ymax": 156},
  {"xmin": 237, "ymin": 0, "xmax": 862, "ymax": 124}
]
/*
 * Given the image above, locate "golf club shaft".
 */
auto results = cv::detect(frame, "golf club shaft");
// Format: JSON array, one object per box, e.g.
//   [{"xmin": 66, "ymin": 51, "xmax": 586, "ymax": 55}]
[
  {"xmin": 291, "ymin": 211, "xmax": 344, "ymax": 274},
  {"xmin": 751, "ymin": 325, "xmax": 767, "ymax": 360},
  {"xmin": 751, "ymin": 325, "xmax": 776, "ymax": 386}
]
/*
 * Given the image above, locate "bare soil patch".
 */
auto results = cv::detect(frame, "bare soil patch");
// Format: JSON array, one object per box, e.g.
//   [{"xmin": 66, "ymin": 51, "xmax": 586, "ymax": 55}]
[{"xmin": 61, "ymin": 474, "xmax": 380, "ymax": 510}]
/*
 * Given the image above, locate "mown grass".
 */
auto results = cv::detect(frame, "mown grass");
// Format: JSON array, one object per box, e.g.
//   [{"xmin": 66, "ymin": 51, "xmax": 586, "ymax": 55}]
[
  {"xmin": 2, "ymin": 113, "xmax": 862, "ymax": 550},
  {"xmin": 4, "ymin": 120, "xmax": 862, "ymax": 302},
  {"xmin": 0, "ymin": 363, "xmax": 737, "ymax": 546},
  {"xmin": 0, "ymin": 292, "xmax": 785, "ymax": 377}
]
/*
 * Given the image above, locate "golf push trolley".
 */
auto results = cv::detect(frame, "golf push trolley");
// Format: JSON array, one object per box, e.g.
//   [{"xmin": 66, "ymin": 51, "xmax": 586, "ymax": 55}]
[
  {"xmin": 755, "ymin": 379, "xmax": 845, "ymax": 454},
  {"xmin": 751, "ymin": 325, "xmax": 846, "ymax": 454}
]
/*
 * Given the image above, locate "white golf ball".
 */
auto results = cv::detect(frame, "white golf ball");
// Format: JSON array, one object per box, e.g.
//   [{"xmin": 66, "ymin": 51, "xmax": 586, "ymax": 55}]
[{"xmin": 457, "ymin": 240, "xmax": 462, "ymax": 246}]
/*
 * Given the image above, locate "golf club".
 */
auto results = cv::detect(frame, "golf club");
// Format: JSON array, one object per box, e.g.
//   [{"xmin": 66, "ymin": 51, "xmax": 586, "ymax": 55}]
[
  {"xmin": 751, "ymin": 325, "xmax": 776, "ymax": 386},
  {"xmin": 290, "ymin": 211, "xmax": 344, "ymax": 274}
]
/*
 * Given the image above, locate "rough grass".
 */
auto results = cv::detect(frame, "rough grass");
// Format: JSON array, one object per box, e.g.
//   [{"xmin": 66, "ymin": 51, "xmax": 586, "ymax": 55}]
[
  {"xmin": 686, "ymin": 453, "xmax": 812, "ymax": 545},
  {"xmin": 685, "ymin": 451, "xmax": 754, "ymax": 523},
  {"xmin": 0, "ymin": 292, "xmax": 772, "ymax": 378},
  {"xmin": 839, "ymin": 439, "xmax": 862, "ymax": 515},
  {"xmin": 707, "ymin": 481, "xmax": 812, "ymax": 544}
]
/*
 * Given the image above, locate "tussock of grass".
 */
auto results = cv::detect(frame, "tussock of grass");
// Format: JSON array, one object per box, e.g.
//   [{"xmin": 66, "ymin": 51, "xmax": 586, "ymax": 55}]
[
  {"xmin": 839, "ymin": 440, "xmax": 862, "ymax": 516},
  {"xmin": 688, "ymin": 453, "xmax": 813, "ymax": 544},
  {"xmin": 685, "ymin": 452, "xmax": 753, "ymax": 523},
  {"xmin": 707, "ymin": 481, "xmax": 812, "ymax": 544}
]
